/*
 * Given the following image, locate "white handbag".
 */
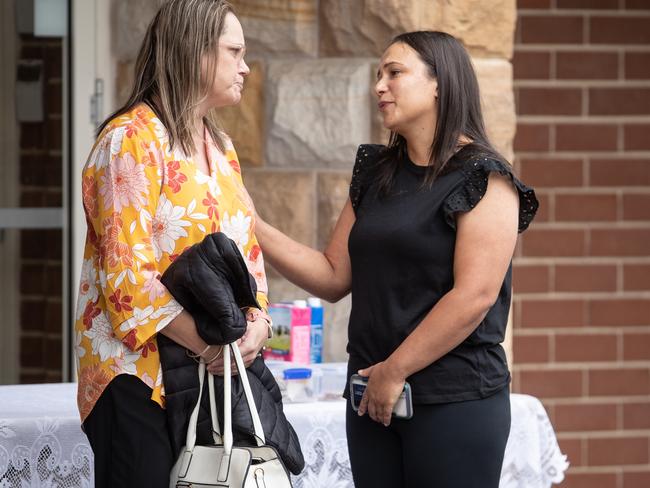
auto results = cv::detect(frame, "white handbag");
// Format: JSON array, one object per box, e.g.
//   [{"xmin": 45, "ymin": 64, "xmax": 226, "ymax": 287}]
[{"xmin": 169, "ymin": 343, "xmax": 293, "ymax": 487}]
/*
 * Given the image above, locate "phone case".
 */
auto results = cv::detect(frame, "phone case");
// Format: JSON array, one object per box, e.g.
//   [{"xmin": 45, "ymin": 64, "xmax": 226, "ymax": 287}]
[{"xmin": 349, "ymin": 374, "xmax": 413, "ymax": 419}]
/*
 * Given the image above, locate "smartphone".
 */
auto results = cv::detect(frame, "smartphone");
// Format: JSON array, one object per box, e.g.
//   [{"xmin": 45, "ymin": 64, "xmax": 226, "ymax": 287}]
[{"xmin": 349, "ymin": 374, "xmax": 413, "ymax": 419}]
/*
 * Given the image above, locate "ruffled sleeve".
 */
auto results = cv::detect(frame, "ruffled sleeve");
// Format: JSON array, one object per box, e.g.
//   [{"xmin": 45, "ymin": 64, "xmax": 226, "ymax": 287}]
[
  {"xmin": 349, "ymin": 144, "xmax": 384, "ymax": 212},
  {"xmin": 442, "ymin": 156, "xmax": 539, "ymax": 233}
]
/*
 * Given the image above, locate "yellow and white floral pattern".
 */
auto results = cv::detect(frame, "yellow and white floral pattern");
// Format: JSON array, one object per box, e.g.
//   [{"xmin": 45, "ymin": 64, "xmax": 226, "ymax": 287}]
[{"xmin": 75, "ymin": 104, "xmax": 268, "ymax": 421}]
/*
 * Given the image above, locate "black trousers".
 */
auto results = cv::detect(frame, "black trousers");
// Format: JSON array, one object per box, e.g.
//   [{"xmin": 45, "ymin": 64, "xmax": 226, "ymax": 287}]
[
  {"xmin": 346, "ymin": 386, "xmax": 511, "ymax": 488},
  {"xmin": 83, "ymin": 374, "xmax": 174, "ymax": 488}
]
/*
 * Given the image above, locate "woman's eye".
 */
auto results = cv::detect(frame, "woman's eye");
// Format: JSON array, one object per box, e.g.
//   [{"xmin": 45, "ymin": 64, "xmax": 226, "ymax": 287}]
[{"xmin": 390, "ymin": 70, "xmax": 400, "ymax": 76}]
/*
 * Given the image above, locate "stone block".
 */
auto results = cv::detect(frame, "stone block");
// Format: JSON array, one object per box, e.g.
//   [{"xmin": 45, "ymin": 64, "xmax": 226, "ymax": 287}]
[
  {"xmin": 474, "ymin": 58, "xmax": 516, "ymax": 163},
  {"xmin": 438, "ymin": 0, "xmax": 516, "ymax": 60},
  {"xmin": 266, "ymin": 276, "xmax": 350, "ymax": 362},
  {"xmin": 231, "ymin": 0, "xmax": 318, "ymax": 57},
  {"xmin": 115, "ymin": 61, "xmax": 134, "ymax": 107},
  {"xmin": 243, "ymin": 170, "xmax": 315, "ymax": 247},
  {"xmin": 266, "ymin": 59, "xmax": 375, "ymax": 168},
  {"xmin": 317, "ymin": 172, "xmax": 351, "ymax": 250},
  {"xmin": 320, "ymin": 0, "xmax": 515, "ymax": 59},
  {"xmin": 218, "ymin": 61, "xmax": 265, "ymax": 166},
  {"xmin": 113, "ymin": 0, "xmax": 159, "ymax": 63}
]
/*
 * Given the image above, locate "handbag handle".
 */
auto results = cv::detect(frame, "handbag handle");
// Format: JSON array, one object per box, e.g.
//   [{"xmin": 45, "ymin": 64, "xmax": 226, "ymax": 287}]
[{"xmin": 183, "ymin": 343, "xmax": 266, "ymax": 454}]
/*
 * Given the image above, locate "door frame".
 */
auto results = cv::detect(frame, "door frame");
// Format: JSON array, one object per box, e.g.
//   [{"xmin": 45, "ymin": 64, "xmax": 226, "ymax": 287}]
[{"xmin": 69, "ymin": 0, "xmax": 114, "ymax": 380}]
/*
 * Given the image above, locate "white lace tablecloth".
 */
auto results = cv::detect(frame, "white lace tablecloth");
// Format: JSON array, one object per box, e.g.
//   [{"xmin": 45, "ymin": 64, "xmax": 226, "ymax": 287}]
[{"xmin": 0, "ymin": 384, "xmax": 568, "ymax": 487}]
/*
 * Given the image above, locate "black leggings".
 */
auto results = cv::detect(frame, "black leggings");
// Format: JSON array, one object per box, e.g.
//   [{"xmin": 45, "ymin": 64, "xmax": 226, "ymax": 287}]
[
  {"xmin": 83, "ymin": 374, "xmax": 174, "ymax": 488},
  {"xmin": 346, "ymin": 386, "xmax": 511, "ymax": 488}
]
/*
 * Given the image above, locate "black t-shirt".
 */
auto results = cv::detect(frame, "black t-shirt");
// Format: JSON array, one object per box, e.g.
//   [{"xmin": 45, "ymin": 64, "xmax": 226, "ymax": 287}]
[{"xmin": 344, "ymin": 144, "xmax": 538, "ymax": 404}]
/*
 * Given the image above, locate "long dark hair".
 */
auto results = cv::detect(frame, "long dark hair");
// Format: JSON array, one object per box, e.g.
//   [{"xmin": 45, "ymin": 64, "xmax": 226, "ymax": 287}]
[{"xmin": 377, "ymin": 31, "xmax": 505, "ymax": 194}]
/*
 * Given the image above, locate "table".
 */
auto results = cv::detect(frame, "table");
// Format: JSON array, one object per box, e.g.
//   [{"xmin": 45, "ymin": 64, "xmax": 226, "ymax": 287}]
[{"xmin": 0, "ymin": 383, "xmax": 568, "ymax": 487}]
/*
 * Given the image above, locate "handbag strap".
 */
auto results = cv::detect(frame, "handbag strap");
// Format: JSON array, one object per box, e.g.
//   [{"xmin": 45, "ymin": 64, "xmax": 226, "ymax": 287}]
[
  {"xmin": 183, "ymin": 343, "xmax": 266, "ymax": 454},
  {"xmin": 227, "ymin": 343, "xmax": 266, "ymax": 450}
]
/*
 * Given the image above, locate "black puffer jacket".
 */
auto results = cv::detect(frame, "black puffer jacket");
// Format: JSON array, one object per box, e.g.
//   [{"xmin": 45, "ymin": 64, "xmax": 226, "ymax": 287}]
[{"xmin": 158, "ymin": 232, "xmax": 304, "ymax": 475}]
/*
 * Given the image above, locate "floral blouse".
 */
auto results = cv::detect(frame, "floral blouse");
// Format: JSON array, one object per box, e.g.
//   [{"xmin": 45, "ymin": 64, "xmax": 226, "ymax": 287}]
[{"xmin": 75, "ymin": 103, "xmax": 268, "ymax": 422}]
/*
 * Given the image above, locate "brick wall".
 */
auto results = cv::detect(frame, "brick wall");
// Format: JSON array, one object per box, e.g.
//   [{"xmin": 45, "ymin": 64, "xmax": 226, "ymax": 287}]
[
  {"xmin": 17, "ymin": 34, "xmax": 64, "ymax": 383},
  {"xmin": 512, "ymin": 1, "xmax": 650, "ymax": 486}
]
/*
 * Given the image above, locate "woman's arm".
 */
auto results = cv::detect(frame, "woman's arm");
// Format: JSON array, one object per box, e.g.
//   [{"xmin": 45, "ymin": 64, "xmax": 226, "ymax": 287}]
[
  {"xmin": 160, "ymin": 310, "xmax": 269, "ymax": 375},
  {"xmin": 254, "ymin": 199, "xmax": 356, "ymax": 302},
  {"xmin": 358, "ymin": 173, "xmax": 520, "ymax": 425}
]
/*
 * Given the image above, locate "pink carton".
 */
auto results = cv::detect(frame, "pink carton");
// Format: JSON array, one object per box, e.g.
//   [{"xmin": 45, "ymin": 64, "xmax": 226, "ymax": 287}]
[{"xmin": 264, "ymin": 303, "xmax": 311, "ymax": 364}]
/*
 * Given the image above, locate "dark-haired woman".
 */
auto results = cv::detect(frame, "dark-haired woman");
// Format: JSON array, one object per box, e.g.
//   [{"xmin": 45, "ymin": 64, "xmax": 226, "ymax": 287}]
[
  {"xmin": 253, "ymin": 30, "xmax": 538, "ymax": 487},
  {"xmin": 74, "ymin": 1, "xmax": 272, "ymax": 486}
]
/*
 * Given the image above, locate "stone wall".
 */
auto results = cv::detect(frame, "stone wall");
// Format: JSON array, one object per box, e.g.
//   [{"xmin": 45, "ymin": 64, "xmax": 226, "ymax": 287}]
[{"xmin": 112, "ymin": 0, "xmax": 517, "ymax": 362}]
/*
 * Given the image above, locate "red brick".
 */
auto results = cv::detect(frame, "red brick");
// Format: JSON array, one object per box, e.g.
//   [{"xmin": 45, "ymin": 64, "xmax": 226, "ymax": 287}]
[
  {"xmin": 624, "ymin": 123, "xmax": 650, "ymax": 150},
  {"xmin": 557, "ymin": 438, "xmax": 584, "ymax": 468},
  {"xmin": 554, "ymin": 403, "xmax": 618, "ymax": 431},
  {"xmin": 555, "ymin": 194, "xmax": 618, "ymax": 222},
  {"xmin": 513, "ymin": 264, "xmax": 550, "ymax": 293},
  {"xmin": 19, "ymin": 372, "xmax": 48, "ymax": 384},
  {"xmin": 625, "ymin": 52, "xmax": 650, "ymax": 79},
  {"xmin": 522, "ymin": 229, "xmax": 586, "ymax": 257},
  {"xmin": 518, "ymin": 87, "xmax": 583, "ymax": 115},
  {"xmin": 518, "ymin": 0, "xmax": 551, "ymax": 7},
  {"xmin": 45, "ymin": 300, "xmax": 62, "ymax": 334},
  {"xmin": 44, "ymin": 336, "xmax": 62, "ymax": 370},
  {"xmin": 20, "ymin": 122, "xmax": 45, "ymax": 149},
  {"xmin": 20, "ymin": 300, "xmax": 46, "ymax": 332},
  {"xmin": 520, "ymin": 299, "xmax": 585, "ymax": 327},
  {"xmin": 589, "ymin": 368, "xmax": 650, "ymax": 396},
  {"xmin": 45, "ymin": 264, "xmax": 62, "ymax": 294},
  {"xmin": 520, "ymin": 15, "xmax": 584, "ymax": 44},
  {"xmin": 624, "ymin": 471, "xmax": 650, "ymax": 488},
  {"xmin": 623, "ymin": 263, "xmax": 650, "ymax": 291},
  {"xmin": 588, "ymin": 436, "xmax": 649, "ymax": 465},
  {"xmin": 555, "ymin": 333, "xmax": 618, "ymax": 362},
  {"xmin": 590, "ymin": 158, "xmax": 650, "ymax": 187},
  {"xmin": 623, "ymin": 402, "xmax": 650, "ymax": 429},
  {"xmin": 556, "ymin": 51, "xmax": 619, "ymax": 80},
  {"xmin": 513, "ymin": 334, "xmax": 550, "ymax": 363},
  {"xmin": 590, "ymin": 228, "xmax": 650, "ymax": 257},
  {"xmin": 623, "ymin": 194, "xmax": 650, "ymax": 220},
  {"xmin": 590, "ymin": 298, "xmax": 650, "ymax": 326},
  {"xmin": 532, "ymin": 193, "xmax": 550, "ymax": 222},
  {"xmin": 20, "ymin": 264, "xmax": 46, "ymax": 294},
  {"xmin": 518, "ymin": 157, "xmax": 583, "ymax": 187},
  {"xmin": 513, "ymin": 50, "xmax": 551, "ymax": 79},
  {"xmin": 557, "ymin": 0, "xmax": 618, "ymax": 7},
  {"xmin": 555, "ymin": 264, "xmax": 618, "ymax": 292},
  {"xmin": 518, "ymin": 369, "xmax": 584, "ymax": 397},
  {"xmin": 590, "ymin": 87, "xmax": 650, "ymax": 115},
  {"xmin": 555, "ymin": 124, "xmax": 618, "ymax": 152},
  {"xmin": 562, "ymin": 471, "xmax": 617, "ymax": 488},
  {"xmin": 514, "ymin": 123, "xmax": 551, "ymax": 152},
  {"xmin": 591, "ymin": 16, "xmax": 650, "ymax": 44},
  {"xmin": 20, "ymin": 336, "xmax": 44, "ymax": 368},
  {"xmin": 623, "ymin": 333, "xmax": 650, "ymax": 361}
]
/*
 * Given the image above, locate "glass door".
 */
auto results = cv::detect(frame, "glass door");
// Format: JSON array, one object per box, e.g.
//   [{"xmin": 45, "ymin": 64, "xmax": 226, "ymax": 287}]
[{"xmin": 0, "ymin": 0, "xmax": 69, "ymax": 384}]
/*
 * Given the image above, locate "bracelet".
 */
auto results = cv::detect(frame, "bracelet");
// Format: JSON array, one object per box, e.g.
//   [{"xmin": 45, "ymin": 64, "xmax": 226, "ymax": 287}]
[
  {"xmin": 203, "ymin": 346, "xmax": 223, "ymax": 364},
  {"xmin": 186, "ymin": 344, "xmax": 211, "ymax": 362}
]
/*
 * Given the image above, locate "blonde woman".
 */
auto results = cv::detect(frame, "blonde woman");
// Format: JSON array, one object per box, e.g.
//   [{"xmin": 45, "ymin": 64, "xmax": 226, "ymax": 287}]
[{"xmin": 74, "ymin": 1, "xmax": 270, "ymax": 486}]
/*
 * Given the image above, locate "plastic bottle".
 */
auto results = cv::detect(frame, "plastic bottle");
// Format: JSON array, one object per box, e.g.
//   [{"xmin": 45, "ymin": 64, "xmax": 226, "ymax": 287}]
[{"xmin": 307, "ymin": 297, "xmax": 323, "ymax": 363}]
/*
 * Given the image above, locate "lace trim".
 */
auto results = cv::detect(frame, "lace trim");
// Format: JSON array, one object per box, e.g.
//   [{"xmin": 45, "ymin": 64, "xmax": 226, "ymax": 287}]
[
  {"xmin": 349, "ymin": 144, "xmax": 383, "ymax": 212},
  {"xmin": 443, "ymin": 157, "xmax": 539, "ymax": 232}
]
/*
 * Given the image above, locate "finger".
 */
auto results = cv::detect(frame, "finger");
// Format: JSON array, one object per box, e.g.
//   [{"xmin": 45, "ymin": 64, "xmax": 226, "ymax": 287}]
[
  {"xmin": 358, "ymin": 390, "xmax": 368, "ymax": 416},
  {"xmin": 358, "ymin": 365, "xmax": 374, "ymax": 377},
  {"xmin": 381, "ymin": 406, "xmax": 392, "ymax": 427}
]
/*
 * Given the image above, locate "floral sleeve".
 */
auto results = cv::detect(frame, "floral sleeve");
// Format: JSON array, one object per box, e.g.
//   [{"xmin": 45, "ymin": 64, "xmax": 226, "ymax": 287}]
[{"xmin": 82, "ymin": 126, "xmax": 183, "ymax": 351}]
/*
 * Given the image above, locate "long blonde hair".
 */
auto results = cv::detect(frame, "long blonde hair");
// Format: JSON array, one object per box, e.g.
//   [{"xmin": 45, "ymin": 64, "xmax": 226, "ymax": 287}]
[{"xmin": 97, "ymin": 0, "xmax": 233, "ymax": 155}]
